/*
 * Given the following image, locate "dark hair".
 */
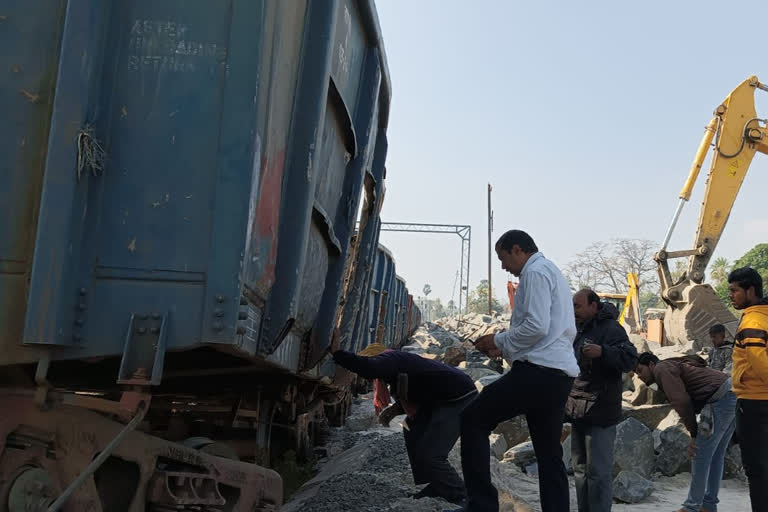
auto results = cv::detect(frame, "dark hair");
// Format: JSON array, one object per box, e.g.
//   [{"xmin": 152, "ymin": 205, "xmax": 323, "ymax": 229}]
[
  {"xmin": 495, "ymin": 230, "xmax": 538, "ymax": 253},
  {"xmin": 637, "ymin": 352, "xmax": 659, "ymax": 366},
  {"xmin": 709, "ymin": 323, "xmax": 725, "ymax": 335},
  {"xmin": 578, "ymin": 288, "xmax": 601, "ymax": 305},
  {"xmin": 728, "ymin": 267, "xmax": 763, "ymax": 298}
]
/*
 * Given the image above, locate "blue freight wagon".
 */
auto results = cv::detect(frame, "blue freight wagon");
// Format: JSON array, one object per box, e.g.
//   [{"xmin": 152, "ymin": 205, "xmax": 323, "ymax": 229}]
[{"xmin": 0, "ymin": 1, "xmax": 419, "ymax": 510}]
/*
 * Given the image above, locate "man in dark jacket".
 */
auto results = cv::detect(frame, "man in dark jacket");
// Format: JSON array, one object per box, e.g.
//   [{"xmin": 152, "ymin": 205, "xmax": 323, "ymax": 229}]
[
  {"xmin": 566, "ymin": 289, "xmax": 638, "ymax": 512},
  {"xmin": 333, "ymin": 344, "xmax": 477, "ymax": 504}
]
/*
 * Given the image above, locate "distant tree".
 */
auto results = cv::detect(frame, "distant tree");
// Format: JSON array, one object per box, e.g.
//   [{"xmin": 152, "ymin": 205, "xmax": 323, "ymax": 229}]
[
  {"xmin": 432, "ymin": 298, "xmax": 446, "ymax": 319},
  {"xmin": 639, "ymin": 290, "xmax": 662, "ymax": 311},
  {"xmin": 732, "ymin": 243, "xmax": 768, "ymax": 295},
  {"xmin": 467, "ymin": 280, "xmax": 503, "ymax": 314},
  {"xmin": 565, "ymin": 238, "xmax": 659, "ymax": 294},
  {"xmin": 670, "ymin": 259, "xmax": 688, "ymax": 283}
]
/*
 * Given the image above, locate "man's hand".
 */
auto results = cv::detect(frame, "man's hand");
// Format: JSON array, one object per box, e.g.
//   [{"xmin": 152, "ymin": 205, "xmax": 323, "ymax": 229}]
[
  {"xmin": 688, "ymin": 438, "xmax": 697, "ymax": 458},
  {"xmin": 582, "ymin": 344, "xmax": 602, "ymax": 359},
  {"xmin": 475, "ymin": 334, "xmax": 502, "ymax": 358}
]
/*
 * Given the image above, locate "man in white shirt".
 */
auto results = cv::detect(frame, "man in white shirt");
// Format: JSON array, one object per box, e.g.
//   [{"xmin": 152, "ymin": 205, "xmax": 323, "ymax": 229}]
[{"xmin": 448, "ymin": 230, "xmax": 578, "ymax": 512}]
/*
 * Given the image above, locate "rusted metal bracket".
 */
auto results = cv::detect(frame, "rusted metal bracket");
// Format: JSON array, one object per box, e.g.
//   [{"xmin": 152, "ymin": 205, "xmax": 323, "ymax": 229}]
[
  {"xmin": 33, "ymin": 352, "xmax": 51, "ymax": 409},
  {"xmin": 59, "ymin": 390, "xmax": 151, "ymax": 422},
  {"xmin": 118, "ymin": 311, "xmax": 168, "ymax": 386}
]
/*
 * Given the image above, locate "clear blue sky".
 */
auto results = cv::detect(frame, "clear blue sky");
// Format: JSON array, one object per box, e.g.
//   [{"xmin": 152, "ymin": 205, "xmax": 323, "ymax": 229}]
[{"xmin": 374, "ymin": 0, "xmax": 768, "ymax": 306}]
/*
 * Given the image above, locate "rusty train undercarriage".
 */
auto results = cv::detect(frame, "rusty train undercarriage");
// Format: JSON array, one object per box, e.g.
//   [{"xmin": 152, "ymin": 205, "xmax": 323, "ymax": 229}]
[{"xmin": 0, "ymin": 362, "xmax": 359, "ymax": 512}]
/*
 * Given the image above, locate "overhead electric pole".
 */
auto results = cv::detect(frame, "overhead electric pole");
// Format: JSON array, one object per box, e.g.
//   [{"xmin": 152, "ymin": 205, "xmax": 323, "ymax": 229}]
[{"xmin": 487, "ymin": 183, "xmax": 493, "ymax": 315}]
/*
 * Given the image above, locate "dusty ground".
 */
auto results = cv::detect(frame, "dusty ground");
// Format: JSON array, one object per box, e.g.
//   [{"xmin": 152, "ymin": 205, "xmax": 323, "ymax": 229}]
[
  {"xmin": 611, "ymin": 474, "xmax": 750, "ymax": 512},
  {"xmin": 284, "ymin": 395, "xmax": 752, "ymax": 512}
]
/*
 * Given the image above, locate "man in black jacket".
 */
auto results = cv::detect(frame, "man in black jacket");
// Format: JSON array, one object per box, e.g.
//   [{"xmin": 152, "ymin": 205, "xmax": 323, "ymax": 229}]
[
  {"xmin": 566, "ymin": 289, "xmax": 638, "ymax": 512},
  {"xmin": 333, "ymin": 344, "xmax": 477, "ymax": 505}
]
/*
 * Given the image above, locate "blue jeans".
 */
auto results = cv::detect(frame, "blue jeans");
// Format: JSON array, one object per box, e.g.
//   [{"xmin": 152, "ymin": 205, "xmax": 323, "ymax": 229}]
[{"xmin": 682, "ymin": 390, "xmax": 737, "ymax": 512}]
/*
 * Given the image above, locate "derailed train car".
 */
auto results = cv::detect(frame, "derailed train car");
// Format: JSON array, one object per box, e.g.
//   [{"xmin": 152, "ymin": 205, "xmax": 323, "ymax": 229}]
[{"xmin": 0, "ymin": 1, "xmax": 418, "ymax": 510}]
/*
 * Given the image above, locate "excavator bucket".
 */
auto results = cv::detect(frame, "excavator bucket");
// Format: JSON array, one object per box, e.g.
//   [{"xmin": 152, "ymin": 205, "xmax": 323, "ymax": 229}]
[{"xmin": 663, "ymin": 282, "xmax": 739, "ymax": 348}]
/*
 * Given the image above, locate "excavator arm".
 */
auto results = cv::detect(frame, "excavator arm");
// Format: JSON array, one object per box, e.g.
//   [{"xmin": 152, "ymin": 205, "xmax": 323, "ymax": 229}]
[
  {"xmin": 656, "ymin": 75, "xmax": 768, "ymax": 345},
  {"xmin": 598, "ymin": 273, "xmax": 642, "ymax": 334}
]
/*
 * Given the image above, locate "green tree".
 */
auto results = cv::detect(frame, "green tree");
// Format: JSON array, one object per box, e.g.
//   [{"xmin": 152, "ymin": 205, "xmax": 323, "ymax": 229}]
[
  {"xmin": 710, "ymin": 257, "xmax": 731, "ymax": 284},
  {"xmin": 467, "ymin": 280, "xmax": 503, "ymax": 314},
  {"xmin": 709, "ymin": 256, "xmax": 732, "ymax": 303},
  {"xmin": 732, "ymin": 243, "xmax": 768, "ymax": 295}
]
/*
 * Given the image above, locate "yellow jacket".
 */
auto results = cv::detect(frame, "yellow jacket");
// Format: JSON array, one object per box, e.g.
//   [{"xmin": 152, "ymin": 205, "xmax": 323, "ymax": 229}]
[{"xmin": 732, "ymin": 300, "xmax": 768, "ymax": 400}]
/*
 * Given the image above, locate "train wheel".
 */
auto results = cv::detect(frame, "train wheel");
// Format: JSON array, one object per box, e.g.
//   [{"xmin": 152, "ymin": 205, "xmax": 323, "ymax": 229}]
[{"xmin": 2, "ymin": 466, "xmax": 56, "ymax": 512}]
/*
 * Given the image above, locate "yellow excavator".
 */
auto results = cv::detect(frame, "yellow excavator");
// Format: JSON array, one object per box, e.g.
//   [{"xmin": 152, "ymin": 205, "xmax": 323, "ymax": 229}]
[
  {"xmin": 598, "ymin": 273, "xmax": 642, "ymax": 334},
  {"xmin": 655, "ymin": 76, "xmax": 768, "ymax": 345}
]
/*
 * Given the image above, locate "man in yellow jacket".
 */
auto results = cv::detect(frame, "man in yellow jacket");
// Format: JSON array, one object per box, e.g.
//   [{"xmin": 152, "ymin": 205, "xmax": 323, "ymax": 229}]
[{"xmin": 728, "ymin": 267, "xmax": 768, "ymax": 512}]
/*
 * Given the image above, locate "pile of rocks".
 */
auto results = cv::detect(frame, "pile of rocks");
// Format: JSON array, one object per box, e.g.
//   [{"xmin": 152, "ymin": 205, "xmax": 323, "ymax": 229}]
[{"xmin": 285, "ymin": 394, "xmax": 542, "ymax": 511}]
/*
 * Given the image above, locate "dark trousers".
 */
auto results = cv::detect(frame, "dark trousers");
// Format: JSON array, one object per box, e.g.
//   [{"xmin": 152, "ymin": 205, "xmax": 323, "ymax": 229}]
[
  {"xmin": 572, "ymin": 422, "xmax": 616, "ymax": 512},
  {"xmin": 737, "ymin": 399, "xmax": 768, "ymax": 512},
  {"xmin": 403, "ymin": 391, "xmax": 476, "ymax": 502},
  {"xmin": 459, "ymin": 361, "xmax": 574, "ymax": 512}
]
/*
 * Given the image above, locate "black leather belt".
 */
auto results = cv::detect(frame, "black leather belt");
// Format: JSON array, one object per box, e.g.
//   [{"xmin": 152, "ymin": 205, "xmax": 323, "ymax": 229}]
[{"xmin": 513, "ymin": 359, "xmax": 570, "ymax": 378}]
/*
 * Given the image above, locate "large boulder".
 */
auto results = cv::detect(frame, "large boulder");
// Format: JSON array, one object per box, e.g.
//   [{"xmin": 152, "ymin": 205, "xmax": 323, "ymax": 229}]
[
  {"xmin": 466, "ymin": 349, "xmax": 490, "ymax": 364},
  {"xmin": 624, "ymin": 375, "xmax": 667, "ymax": 406},
  {"xmin": 425, "ymin": 343, "xmax": 447, "ymax": 356},
  {"xmin": 622, "ymin": 403, "xmax": 674, "ymax": 431},
  {"xmin": 429, "ymin": 328, "xmax": 463, "ymax": 348},
  {"xmin": 463, "ymin": 367, "xmax": 500, "ymax": 382},
  {"xmin": 483, "ymin": 358, "xmax": 505, "ymax": 374},
  {"xmin": 459, "ymin": 361, "xmax": 490, "ymax": 370},
  {"xmin": 653, "ymin": 409, "xmax": 684, "ymax": 450},
  {"xmin": 442, "ymin": 344, "xmax": 467, "ymax": 366},
  {"xmin": 613, "ymin": 471, "xmax": 654, "ymax": 503},
  {"xmin": 562, "ymin": 433, "xmax": 573, "ymax": 475},
  {"xmin": 476, "ymin": 374, "xmax": 503, "ymax": 391},
  {"xmin": 613, "ymin": 418, "xmax": 654, "ymax": 477},
  {"xmin": 622, "ymin": 372, "xmax": 635, "ymax": 392},
  {"xmin": 654, "ymin": 423, "xmax": 691, "ymax": 476},
  {"xmin": 494, "ymin": 416, "xmax": 530, "ymax": 448},
  {"xmin": 473, "ymin": 323, "xmax": 507, "ymax": 341},
  {"xmin": 489, "ymin": 433, "xmax": 508, "ymax": 461},
  {"xmin": 628, "ymin": 334, "xmax": 651, "ymax": 354},
  {"xmin": 656, "ymin": 408, "xmax": 683, "ymax": 431},
  {"xmin": 503, "ymin": 441, "xmax": 537, "ymax": 470},
  {"xmin": 724, "ymin": 443, "xmax": 745, "ymax": 480},
  {"xmin": 448, "ymin": 440, "xmax": 537, "ymax": 511}
]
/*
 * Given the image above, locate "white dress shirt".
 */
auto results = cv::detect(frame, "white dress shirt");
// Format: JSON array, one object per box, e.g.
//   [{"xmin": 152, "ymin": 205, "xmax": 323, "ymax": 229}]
[{"xmin": 494, "ymin": 252, "xmax": 579, "ymax": 377}]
